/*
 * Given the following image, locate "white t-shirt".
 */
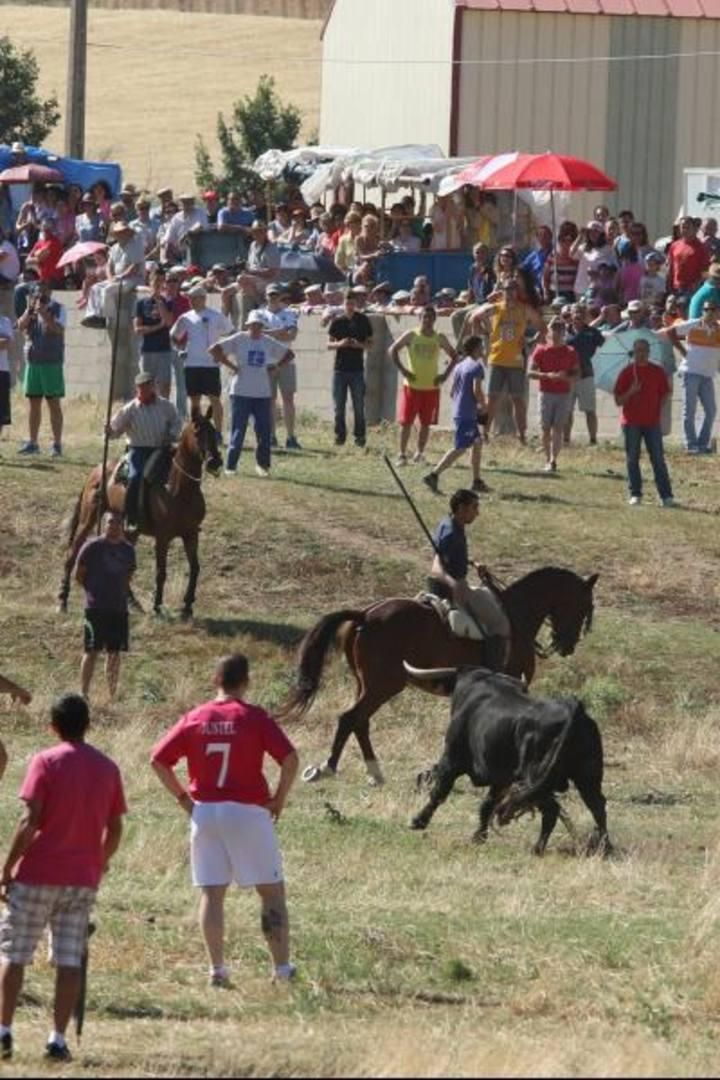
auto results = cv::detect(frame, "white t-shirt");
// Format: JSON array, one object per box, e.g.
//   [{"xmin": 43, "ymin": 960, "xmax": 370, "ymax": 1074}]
[
  {"xmin": 166, "ymin": 208, "xmax": 208, "ymax": 250},
  {"xmin": 0, "ymin": 315, "xmax": 13, "ymax": 373},
  {"xmin": 673, "ymin": 318, "xmax": 720, "ymax": 378},
  {"xmin": 256, "ymin": 307, "xmax": 298, "ymax": 364},
  {"xmin": 171, "ymin": 308, "xmax": 231, "ymax": 368},
  {"xmin": 222, "ymin": 332, "xmax": 289, "ymax": 398}
]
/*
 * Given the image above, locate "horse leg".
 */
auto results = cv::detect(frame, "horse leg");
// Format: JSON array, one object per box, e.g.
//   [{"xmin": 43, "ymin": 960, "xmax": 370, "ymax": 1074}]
[
  {"xmin": 57, "ymin": 498, "xmax": 100, "ymax": 612},
  {"xmin": 353, "ymin": 717, "xmax": 385, "ymax": 786},
  {"xmin": 533, "ymin": 795, "xmax": 561, "ymax": 855},
  {"xmin": 472, "ymin": 785, "xmax": 503, "ymax": 845},
  {"xmin": 181, "ymin": 532, "xmax": 200, "ymax": 618},
  {"xmin": 410, "ymin": 758, "xmax": 460, "ymax": 831},
  {"xmin": 154, "ymin": 536, "xmax": 169, "ymax": 613}
]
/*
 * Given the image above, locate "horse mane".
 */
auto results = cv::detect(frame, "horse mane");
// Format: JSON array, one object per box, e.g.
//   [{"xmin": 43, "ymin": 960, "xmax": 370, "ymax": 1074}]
[{"xmin": 502, "ymin": 566, "xmax": 583, "ymax": 598}]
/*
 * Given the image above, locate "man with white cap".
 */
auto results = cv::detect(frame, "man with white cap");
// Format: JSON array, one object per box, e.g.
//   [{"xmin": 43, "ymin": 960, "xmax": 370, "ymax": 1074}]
[
  {"xmin": 210, "ymin": 310, "xmax": 293, "ymax": 477},
  {"xmin": 104, "ymin": 220, "xmax": 146, "ymax": 399},
  {"xmin": 255, "ymin": 285, "xmax": 300, "ymax": 449},
  {"xmin": 165, "ymin": 195, "xmax": 208, "ymax": 264},
  {"xmin": 170, "ymin": 286, "xmax": 232, "ymax": 439}
]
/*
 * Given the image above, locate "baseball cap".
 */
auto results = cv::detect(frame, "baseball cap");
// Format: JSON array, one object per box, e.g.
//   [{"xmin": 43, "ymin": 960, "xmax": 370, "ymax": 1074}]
[
  {"xmin": 644, "ymin": 251, "xmax": 663, "ymax": 264},
  {"xmin": 188, "ymin": 284, "xmax": 206, "ymax": 298},
  {"xmin": 10, "ymin": 141, "xmax": 25, "ymax": 154},
  {"xmin": 202, "ymin": 189, "xmax": 218, "ymax": 200},
  {"xmin": 392, "ymin": 290, "xmax": 411, "ymax": 302},
  {"xmin": 304, "ymin": 284, "xmax": 322, "ymax": 295},
  {"xmin": 587, "ymin": 220, "xmax": 604, "ymax": 230},
  {"xmin": 135, "ymin": 372, "xmax": 155, "ymax": 386},
  {"xmin": 211, "ymin": 263, "xmax": 227, "ymax": 273},
  {"xmin": 266, "ymin": 284, "xmax": 282, "ymax": 296},
  {"xmin": 246, "ymin": 310, "xmax": 265, "ymax": 325}
]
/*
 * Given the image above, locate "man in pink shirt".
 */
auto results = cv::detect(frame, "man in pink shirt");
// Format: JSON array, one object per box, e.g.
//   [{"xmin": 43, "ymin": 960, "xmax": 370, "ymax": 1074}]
[
  {"xmin": 0, "ymin": 694, "xmax": 126, "ymax": 1062},
  {"xmin": 150, "ymin": 654, "xmax": 299, "ymax": 988}
]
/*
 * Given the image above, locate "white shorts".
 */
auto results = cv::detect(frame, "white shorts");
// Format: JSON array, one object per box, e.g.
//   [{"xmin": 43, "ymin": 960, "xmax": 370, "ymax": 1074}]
[
  {"xmin": 190, "ymin": 801, "xmax": 283, "ymax": 888},
  {"xmin": 574, "ymin": 375, "xmax": 596, "ymax": 413}
]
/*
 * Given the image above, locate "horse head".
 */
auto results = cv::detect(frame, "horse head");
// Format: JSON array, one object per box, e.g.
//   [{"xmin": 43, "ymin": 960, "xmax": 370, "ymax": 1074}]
[
  {"xmin": 548, "ymin": 571, "xmax": 598, "ymax": 656},
  {"xmin": 190, "ymin": 405, "xmax": 223, "ymax": 477}
]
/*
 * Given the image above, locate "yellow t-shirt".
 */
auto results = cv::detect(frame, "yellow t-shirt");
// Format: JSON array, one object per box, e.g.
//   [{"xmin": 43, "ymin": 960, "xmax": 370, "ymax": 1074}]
[
  {"xmin": 488, "ymin": 303, "xmax": 528, "ymax": 369},
  {"xmin": 406, "ymin": 330, "xmax": 441, "ymax": 390}
]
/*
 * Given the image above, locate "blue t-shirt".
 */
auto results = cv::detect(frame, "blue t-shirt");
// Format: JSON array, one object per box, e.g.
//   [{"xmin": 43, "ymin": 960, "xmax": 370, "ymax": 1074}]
[
  {"xmin": 218, "ymin": 206, "xmax": 254, "ymax": 229},
  {"xmin": 434, "ymin": 516, "xmax": 468, "ymax": 580},
  {"xmin": 450, "ymin": 357, "xmax": 485, "ymax": 421},
  {"xmin": 689, "ymin": 281, "xmax": 720, "ymax": 319},
  {"xmin": 566, "ymin": 325, "xmax": 605, "ymax": 379}
]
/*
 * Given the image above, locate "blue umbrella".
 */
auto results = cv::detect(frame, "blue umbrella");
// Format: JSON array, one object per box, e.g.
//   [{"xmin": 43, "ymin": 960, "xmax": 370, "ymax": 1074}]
[{"xmin": 592, "ymin": 329, "xmax": 668, "ymax": 394}]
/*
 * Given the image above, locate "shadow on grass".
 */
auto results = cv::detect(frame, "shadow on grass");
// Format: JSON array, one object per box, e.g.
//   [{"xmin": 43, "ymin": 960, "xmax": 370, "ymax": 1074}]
[
  {"xmin": 197, "ymin": 616, "xmax": 305, "ymax": 646},
  {"xmin": 0, "ymin": 459, "xmax": 57, "ymax": 472},
  {"xmin": 274, "ymin": 475, "xmax": 400, "ymax": 501}
]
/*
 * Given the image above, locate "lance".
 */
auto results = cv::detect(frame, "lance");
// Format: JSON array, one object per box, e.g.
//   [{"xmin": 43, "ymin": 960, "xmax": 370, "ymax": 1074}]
[{"xmin": 97, "ymin": 282, "xmax": 123, "ymax": 534}]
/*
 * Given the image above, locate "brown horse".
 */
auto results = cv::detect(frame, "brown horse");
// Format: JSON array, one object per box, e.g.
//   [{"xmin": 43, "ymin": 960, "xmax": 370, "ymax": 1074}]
[
  {"xmin": 278, "ymin": 567, "xmax": 598, "ymax": 785},
  {"xmin": 57, "ymin": 408, "xmax": 222, "ymax": 617}
]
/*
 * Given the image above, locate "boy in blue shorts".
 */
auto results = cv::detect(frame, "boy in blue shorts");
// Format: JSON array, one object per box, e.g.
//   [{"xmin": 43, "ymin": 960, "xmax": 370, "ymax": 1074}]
[{"xmin": 423, "ymin": 335, "xmax": 488, "ymax": 494}]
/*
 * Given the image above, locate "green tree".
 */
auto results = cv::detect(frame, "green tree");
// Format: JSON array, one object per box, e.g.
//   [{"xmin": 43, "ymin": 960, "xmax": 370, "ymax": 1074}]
[
  {"xmin": 0, "ymin": 36, "xmax": 60, "ymax": 146},
  {"xmin": 194, "ymin": 75, "xmax": 302, "ymax": 196}
]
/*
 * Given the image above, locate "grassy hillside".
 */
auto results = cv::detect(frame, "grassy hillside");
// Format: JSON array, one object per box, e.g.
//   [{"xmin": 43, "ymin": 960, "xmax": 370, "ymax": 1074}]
[
  {"xmin": 1, "ymin": 5, "xmax": 321, "ymax": 191},
  {"xmin": 1, "ymin": 399, "xmax": 720, "ymax": 1075}
]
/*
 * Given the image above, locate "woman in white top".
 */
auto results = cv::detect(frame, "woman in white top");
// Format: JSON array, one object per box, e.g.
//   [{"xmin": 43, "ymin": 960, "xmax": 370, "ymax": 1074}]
[{"xmin": 571, "ymin": 221, "xmax": 617, "ymax": 299}]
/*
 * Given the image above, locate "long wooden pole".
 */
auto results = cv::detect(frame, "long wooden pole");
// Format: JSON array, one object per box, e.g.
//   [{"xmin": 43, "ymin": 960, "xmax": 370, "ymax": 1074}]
[
  {"xmin": 65, "ymin": 0, "xmax": 88, "ymax": 159},
  {"xmin": 98, "ymin": 282, "xmax": 123, "ymax": 533}
]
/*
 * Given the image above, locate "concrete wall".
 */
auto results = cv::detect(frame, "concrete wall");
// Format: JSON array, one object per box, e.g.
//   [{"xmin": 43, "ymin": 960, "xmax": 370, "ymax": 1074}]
[{"xmin": 55, "ymin": 293, "xmax": 686, "ymax": 441}]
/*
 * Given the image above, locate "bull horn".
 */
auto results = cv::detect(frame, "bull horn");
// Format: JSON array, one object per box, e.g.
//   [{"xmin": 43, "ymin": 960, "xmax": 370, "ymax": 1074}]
[{"xmin": 403, "ymin": 662, "xmax": 458, "ymax": 681}]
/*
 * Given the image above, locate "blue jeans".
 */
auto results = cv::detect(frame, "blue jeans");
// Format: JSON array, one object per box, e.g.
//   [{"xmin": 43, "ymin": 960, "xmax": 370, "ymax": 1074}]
[
  {"xmin": 226, "ymin": 395, "xmax": 272, "ymax": 471},
  {"xmin": 333, "ymin": 370, "xmax": 366, "ymax": 445},
  {"xmin": 126, "ymin": 446, "xmax": 154, "ymax": 524},
  {"xmin": 682, "ymin": 372, "xmax": 716, "ymax": 450},
  {"xmin": 623, "ymin": 425, "xmax": 673, "ymax": 500}
]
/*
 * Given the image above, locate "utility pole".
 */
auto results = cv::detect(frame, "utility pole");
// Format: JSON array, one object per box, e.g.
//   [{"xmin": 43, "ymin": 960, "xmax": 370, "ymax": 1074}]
[{"xmin": 65, "ymin": 0, "xmax": 88, "ymax": 159}]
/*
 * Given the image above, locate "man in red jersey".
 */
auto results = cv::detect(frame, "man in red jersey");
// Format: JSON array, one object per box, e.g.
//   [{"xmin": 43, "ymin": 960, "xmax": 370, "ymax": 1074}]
[
  {"xmin": 0, "ymin": 694, "xmax": 126, "ymax": 1063},
  {"xmin": 150, "ymin": 654, "xmax": 299, "ymax": 987}
]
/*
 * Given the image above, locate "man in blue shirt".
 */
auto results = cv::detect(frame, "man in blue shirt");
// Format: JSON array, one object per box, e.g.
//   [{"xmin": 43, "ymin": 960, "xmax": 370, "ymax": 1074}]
[
  {"xmin": 521, "ymin": 226, "xmax": 553, "ymax": 301},
  {"xmin": 218, "ymin": 192, "xmax": 254, "ymax": 236},
  {"xmin": 688, "ymin": 262, "xmax": 720, "ymax": 318},
  {"xmin": 427, "ymin": 489, "xmax": 509, "ymax": 668}
]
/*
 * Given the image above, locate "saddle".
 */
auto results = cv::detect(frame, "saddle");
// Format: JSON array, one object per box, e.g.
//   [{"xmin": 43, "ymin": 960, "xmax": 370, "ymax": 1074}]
[
  {"xmin": 417, "ymin": 592, "xmax": 487, "ymax": 642},
  {"xmin": 110, "ymin": 447, "xmax": 173, "ymax": 530}
]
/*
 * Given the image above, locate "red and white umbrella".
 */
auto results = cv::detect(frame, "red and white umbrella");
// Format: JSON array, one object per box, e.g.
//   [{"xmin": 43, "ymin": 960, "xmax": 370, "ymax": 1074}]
[
  {"xmin": 478, "ymin": 152, "xmax": 617, "ymax": 193},
  {"xmin": 57, "ymin": 241, "xmax": 108, "ymax": 269},
  {"xmin": 0, "ymin": 163, "xmax": 64, "ymax": 185},
  {"xmin": 438, "ymin": 153, "xmax": 524, "ymax": 197}
]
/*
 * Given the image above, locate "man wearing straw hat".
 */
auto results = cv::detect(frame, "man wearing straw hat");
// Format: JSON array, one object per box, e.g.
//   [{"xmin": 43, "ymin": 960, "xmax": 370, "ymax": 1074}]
[{"xmin": 104, "ymin": 221, "xmax": 146, "ymax": 400}]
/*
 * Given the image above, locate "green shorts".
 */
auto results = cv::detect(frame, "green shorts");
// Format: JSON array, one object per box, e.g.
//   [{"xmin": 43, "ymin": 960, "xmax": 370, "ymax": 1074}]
[{"xmin": 23, "ymin": 363, "xmax": 65, "ymax": 399}]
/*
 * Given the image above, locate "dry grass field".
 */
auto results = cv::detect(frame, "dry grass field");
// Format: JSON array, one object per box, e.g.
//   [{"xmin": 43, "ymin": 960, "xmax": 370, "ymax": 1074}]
[
  {"xmin": 1, "ymin": 4, "xmax": 322, "ymax": 191},
  {"xmin": 2, "ymin": 399, "xmax": 720, "ymax": 1076}
]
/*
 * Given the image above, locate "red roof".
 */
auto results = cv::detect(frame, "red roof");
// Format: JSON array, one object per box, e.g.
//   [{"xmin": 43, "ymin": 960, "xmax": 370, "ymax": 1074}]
[{"xmin": 458, "ymin": 0, "xmax": 717, "ymax": 12}]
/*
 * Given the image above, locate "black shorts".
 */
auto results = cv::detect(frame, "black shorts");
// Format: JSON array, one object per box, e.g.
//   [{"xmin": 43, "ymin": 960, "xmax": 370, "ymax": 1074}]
[
  {"xmin": 0, "ymin": 371, "xmax": 10, "ymax": 426},
  {"xmin": 185, "ymin": 366, "xmax": 221, "ymax": 398},
  {"xmin": 83, "ymin": 610, "xmax": 129, "ymax": 653}
]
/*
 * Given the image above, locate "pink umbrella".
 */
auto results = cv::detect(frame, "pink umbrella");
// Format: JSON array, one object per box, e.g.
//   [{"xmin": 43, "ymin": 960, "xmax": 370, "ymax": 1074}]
[
  {"xmin": 57, "ymin": 241, "xmax": 108, "ymax": 269},
  {"xmin": 0, "ymin": 163, "xmax": 64, "ymax": 184}
]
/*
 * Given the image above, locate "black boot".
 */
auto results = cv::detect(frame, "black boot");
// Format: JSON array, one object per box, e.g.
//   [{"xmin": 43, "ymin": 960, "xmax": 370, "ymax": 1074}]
[{"xmin": 484, "ymin": 635, "xmax": 507, "ymax": 671}]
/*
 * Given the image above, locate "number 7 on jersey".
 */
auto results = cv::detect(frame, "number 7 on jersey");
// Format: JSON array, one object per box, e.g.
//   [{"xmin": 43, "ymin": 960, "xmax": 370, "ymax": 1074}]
[{"xmin": 206, "ymin": 742, "xmax": 231, "ymax": 788}]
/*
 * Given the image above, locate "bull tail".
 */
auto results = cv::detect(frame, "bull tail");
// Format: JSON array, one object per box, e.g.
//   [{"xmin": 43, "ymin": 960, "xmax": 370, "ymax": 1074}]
[
  {"xmin": 276, "ymin": 608, "xmax": 366, "ymax": 722},
  {"xmin": 495, "ymin": 700, "xmax": 580, "ymax": 826}
]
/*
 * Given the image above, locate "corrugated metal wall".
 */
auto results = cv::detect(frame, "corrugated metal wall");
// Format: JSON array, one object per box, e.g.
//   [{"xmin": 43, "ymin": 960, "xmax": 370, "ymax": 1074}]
[
  {"xmin": 320, "ymin": 0, "xmax": 455, "ymax": 150},
  {"xmin": 676, "ymin": 19, "xmax": 720, "ymax": 220}
]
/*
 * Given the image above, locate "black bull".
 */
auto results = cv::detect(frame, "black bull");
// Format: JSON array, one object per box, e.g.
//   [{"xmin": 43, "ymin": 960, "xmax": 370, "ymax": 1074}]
[{"xmin": 408, "ymin": 666, "xmax": 610, "ymax": 855}]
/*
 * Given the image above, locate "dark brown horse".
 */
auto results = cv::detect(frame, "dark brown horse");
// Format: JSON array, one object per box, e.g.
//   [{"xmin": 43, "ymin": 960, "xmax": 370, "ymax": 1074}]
[
  {"xmin": 278, "ymin": 567, "xmax": 598, "ymax": 785},
  {"xmin": 57, "ymin": 408, "xmax": 222, "ymax": 617}
]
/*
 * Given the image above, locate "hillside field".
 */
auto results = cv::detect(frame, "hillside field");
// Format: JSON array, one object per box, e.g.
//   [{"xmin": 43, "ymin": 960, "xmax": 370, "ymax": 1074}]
[
  {"xmin": 1, "ymin": 5, "xmax": 322, "ymax": 191},
  {"xmin": 1, "ymin": 400, "xmax": 720, "ymax": 1076}
]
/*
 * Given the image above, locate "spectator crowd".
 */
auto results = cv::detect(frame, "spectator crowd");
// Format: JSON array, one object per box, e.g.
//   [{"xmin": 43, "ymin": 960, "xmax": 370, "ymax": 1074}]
[{"xmin": 2, "ymin": 134, "xmax": 720, "ymax": 507}]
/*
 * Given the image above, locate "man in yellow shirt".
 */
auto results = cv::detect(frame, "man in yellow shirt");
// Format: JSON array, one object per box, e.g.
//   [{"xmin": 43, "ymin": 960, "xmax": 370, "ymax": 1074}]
[
  {"xmin": 389, "ymin": 306, "xmax": 458, "ymax": 464},
  {"xmin": 473, "ymin": 281, "xmax": 546, "ymax": 443}
]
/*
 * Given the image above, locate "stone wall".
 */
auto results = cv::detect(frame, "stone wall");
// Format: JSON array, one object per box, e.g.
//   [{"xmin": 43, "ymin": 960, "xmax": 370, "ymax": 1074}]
[{"xmin": 55, "ymin": 294, "xmax": 685, "ymax": 441}]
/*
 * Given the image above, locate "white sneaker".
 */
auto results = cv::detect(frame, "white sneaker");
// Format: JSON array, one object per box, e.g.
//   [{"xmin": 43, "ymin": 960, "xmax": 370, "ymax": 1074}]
[
  {"xmin": 628, "ymin": 496, "xmax": 642, "ymax": 506},
  {"xmin": 255, "ymin": 465, "xmax": 270, "ymax": 478},
  {"xmin": 223, "ymin": 469, "xmax": 237, "ymax": 477},
  {"xmin": 395, "ymin": 454, "xmax": 408, "ymax": 467}
]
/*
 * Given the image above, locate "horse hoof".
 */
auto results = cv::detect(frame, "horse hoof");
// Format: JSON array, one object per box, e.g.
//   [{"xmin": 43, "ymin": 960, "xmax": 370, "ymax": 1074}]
[
  {"xmin": 471, "ymin": 830, "xmax": 488, "ymax": 846},
  {"xmin": 302, "ymin": 762, "xmax": 335, "ymax": 784},
  {"xmin": 56, "ymin": 602, "xmax": 67, "ymax": 614},
  {"xmin": 181, "ymin": 608, "xmax": 193, "ymax": 622},
  {"xmin": 410, "ymin": 816, "xmax": 428, "ymax": 831}
]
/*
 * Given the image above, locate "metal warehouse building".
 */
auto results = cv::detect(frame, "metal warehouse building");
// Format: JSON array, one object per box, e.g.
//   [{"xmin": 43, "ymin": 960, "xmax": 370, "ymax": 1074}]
[{"xmin": 320, "ymin": 0, "xmax": 720, "ymax": 234}]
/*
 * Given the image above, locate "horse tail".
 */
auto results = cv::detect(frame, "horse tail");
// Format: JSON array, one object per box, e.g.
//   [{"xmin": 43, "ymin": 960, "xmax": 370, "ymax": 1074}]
[
  {"xmin": 61, "ymin": 489, "xmax": 84, "ymax": 548},
  {"xmin": 494, "ymin": 699, "xmax": 580, "ymax": 826},
  {"xmin": 277, "ymin": 609, "xmax": 366, "ymax": 722}
]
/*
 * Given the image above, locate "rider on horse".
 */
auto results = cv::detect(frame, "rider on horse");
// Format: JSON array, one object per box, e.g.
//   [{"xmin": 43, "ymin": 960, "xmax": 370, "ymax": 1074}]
[
  {"xmin": 427, "ymin": 488, "xmax": 510, "ymax": 670},
  {"xmin": 106, "ymin": 372, "xmax": 183, "ymax": 529}
]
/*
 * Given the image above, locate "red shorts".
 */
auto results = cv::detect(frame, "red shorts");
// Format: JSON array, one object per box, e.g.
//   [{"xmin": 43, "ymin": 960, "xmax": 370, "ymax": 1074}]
[{"xmin": 398, "ymin": 386, "xmax": 440, "ymax": 426}]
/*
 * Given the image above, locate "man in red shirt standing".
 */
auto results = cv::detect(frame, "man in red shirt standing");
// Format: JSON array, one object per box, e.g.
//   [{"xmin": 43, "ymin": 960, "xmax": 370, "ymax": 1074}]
[
  {"xmin": 528, "ymin": 316, "xmax": 579, "ymax": 473},
  {"xmin": 668, "ymin": 217, "xmax": 710, "ymax": 300},
  {"xmin": 150, "ymin": 654, "xmax": 299, "ymax": 988},
  {"xmin": 614, "ymin": 339, "xmax": 675, "ymax": 507},
  {"xmin": 0, "ymin": 694, "xmax": 126, "ymax": 1062}
]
